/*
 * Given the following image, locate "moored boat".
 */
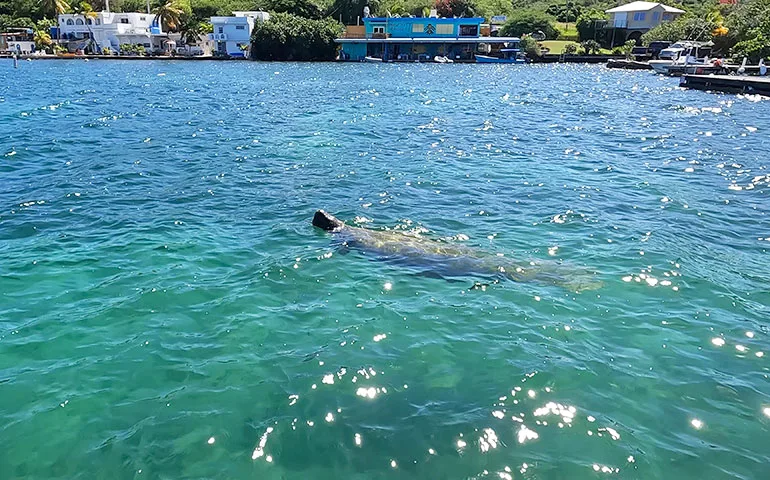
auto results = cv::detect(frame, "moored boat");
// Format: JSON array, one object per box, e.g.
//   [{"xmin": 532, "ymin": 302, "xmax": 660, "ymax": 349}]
[
  {"xmin": 649, "ymin": 41, "xmax": 714, "ymax": 75},
  {"xmin": 475, "ymin": 48, "xmax": 526, "ymax": 64}
]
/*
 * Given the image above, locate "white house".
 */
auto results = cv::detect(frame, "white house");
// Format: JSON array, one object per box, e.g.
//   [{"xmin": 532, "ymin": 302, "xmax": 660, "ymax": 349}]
[
  {"xmin": 57, "ymin": 12, "xmax": 177, "ymax": 54},
  {"xmin": 605, "ymin": 2, "xmax": 685, "ymax": 44},
  {"xmin": 0, "ymin": 29, "xmax": 35, "ymax": 54},
  {"xmin": 209, "ymin": 11, "xmax": 269, "ymax": 57}
]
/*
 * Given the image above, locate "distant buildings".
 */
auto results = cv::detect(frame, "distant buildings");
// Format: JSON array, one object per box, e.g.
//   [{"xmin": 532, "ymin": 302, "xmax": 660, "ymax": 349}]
[
  {"xmin": 55, "ymin": 12, "xmax": 178, "ymax": 54},
  {"xmin": 208, "ymin": 11, "xmax": 269, "ymax": 57},
  {"xmin": 336, "ymin": 17, "xmax": 521, "ymax": 62},
  {"xmin": 605, "ymin": 1, "xmax": 685, "ymax": 45},
  {"xmin": 0, "ymin": 28, "xmax": 35, "ymax": 54}
]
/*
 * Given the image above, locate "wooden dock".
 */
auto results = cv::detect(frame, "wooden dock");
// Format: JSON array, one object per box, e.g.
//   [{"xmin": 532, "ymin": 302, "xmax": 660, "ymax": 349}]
[{"xmin": 680, "ymin": 75, "xmax": 770, "ymax": 95}]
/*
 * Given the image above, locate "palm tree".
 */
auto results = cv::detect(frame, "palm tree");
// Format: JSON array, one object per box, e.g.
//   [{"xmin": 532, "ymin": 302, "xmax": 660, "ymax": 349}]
[
  {"xmin": 179, "ymin": 19, "xmax": 203, "ymax": 47},
  {"xmin": 78, "ymin": 2, "xmax": 98, "ymax": 19},
  {"xmin": 39, "ymin": 0, "xmax": 71, "ymax": 17},
  {"xmin": 34, "ymin": 29, "xmax": 53, "ymax": 51},
  {"xmin": 153, "ymin": 1, "xmax": 184, "ymax": 33}
]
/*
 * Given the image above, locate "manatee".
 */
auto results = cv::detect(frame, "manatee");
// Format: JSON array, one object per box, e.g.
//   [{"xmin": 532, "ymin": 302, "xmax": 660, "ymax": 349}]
[{"xmin": 312, "ymin": 210, "xmax": 602, "ymax": 292}]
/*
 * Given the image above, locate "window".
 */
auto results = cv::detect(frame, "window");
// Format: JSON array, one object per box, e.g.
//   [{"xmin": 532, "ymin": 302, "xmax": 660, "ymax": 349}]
[
  {"xmin": 459, "ymin": 24, "xmax": 478, "ymax": 36},
  {"xmin": 218, "ymin": 27, "xmax": 223, "ymax": 33},
  {"xmin": 96, "ymin": 19, "xmax": 100, "ymax": 25},
  {"xmin": 76, "ymin": 18, "xmax": 84, "ymax": 25},
  {"xmin": 633, "ymin": 12, "xmax": 646, "ymax": 21},
  {"xmin": 652, "ymin": 11, "xmax": 660, "ymax": 21},
  {"xmin": 143, "ymin": 43, "xmax": 150, "ymax": 47},
  {"xmin": 662, "ymin": 13, "xmax": 673, "ymax": 20},
  {"xmin": 66, "ymin": 19, "xmax": 74, "ymax": 25},
  {"xmin": 120, "ymin": 18, "xmax": 129, "ymax": 24},
  {"xmin": 86, "ymin": 18, "xmax": 92, "ymax": 24},
  {"xmin": 373, "ymin": 26, "xmax": 385, "ymax": 34},
  {"xmin": 140, "ymin": 16, "xmax": 146, "ymax": 20},
  {"xmin": 436, "ymin": 24, "xmax": 453, "ymax": 34},
  {"xmin": 412, "ymin": 23, "xmax": 424, "ymax": 33},
  {"xmin": 236, "ymin": 25, "xmax": 245, "ymax": 30}
]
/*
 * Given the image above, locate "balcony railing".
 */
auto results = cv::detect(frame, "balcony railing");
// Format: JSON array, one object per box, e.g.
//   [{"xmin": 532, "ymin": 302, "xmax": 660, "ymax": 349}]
[{"xmin": 208, "ymin": 33, "xmax": 228, "ymax": 41}]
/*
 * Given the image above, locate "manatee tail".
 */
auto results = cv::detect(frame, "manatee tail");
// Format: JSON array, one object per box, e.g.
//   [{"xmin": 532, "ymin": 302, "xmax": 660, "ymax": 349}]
[
  {"xmin": 505, "ymin": 262, "xmax": 603, "ymax": 292},
  {"xmin": 557, "ymin": 274, "xmax": 604, "ymax": 292}
]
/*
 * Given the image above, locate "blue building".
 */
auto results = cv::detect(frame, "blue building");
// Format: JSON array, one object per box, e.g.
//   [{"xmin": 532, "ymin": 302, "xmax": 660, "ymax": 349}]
[{"xmin": 336, "ymin": 17, "xmax": 521, "ymax": 62}]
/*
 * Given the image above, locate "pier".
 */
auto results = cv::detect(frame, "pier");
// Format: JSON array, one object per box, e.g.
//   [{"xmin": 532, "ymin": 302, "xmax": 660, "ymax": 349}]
[{"xmin": 680, "ymin": 75, "xmax": 770, "ymax": 95}]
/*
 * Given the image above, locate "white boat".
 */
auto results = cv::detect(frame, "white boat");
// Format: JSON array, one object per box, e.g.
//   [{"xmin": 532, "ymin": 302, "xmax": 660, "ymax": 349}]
[
  {"xmin": 433, "ymin": 55, "xmax": 453, "ymax": 64},
  {"xmin": 364, "ymin": 56, "xmax": 383, "ymax": 63},
  {"xmin": 649, "ymin": 41, "xmax": 713, "ymax": 75}
]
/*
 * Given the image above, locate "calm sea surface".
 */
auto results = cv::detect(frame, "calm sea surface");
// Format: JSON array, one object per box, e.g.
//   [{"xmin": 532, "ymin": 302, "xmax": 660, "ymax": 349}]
[{"xmin": 1, "ymin": 60, "xmax": 770, "ymax": 479}]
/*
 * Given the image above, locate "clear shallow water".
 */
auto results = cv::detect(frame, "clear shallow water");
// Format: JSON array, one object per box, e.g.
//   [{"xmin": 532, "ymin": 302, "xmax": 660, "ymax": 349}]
[{"xmin": 1, "ymin": 60, "xmax": 770, "ymax": 479}]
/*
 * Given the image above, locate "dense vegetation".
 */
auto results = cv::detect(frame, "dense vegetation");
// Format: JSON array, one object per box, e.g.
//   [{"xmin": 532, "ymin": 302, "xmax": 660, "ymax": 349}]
[
  {"xmin": 250, "ymin": 11, "xmax": 341, "ymax": 59},
  {"xmin": 3, "ymin": 0, "xmax": 769, "ymax": 60},
  {"xmin": 499, "ymin": 10, "xmax": 558, "ymax": 39}
]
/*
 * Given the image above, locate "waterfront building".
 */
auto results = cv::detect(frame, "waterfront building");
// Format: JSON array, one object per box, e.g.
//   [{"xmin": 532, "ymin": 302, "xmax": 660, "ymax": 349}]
[
  {"xmin": 208, "ymin": 11, "xmax": 269, "ymax": 57},
  {"xmin": 0, "ymin": 28, "xmax": 35, "ymax": 54},
  {"xmin": 55, "ymin": 12, "xmax": 178, "ymax": 54},
  {"xmin": 605, "ymin": 1, "xmax": 685, "ymax": 45},
  {"xmin": 336, "ymin": 17, "xmax": 521, "ymax": 62}
]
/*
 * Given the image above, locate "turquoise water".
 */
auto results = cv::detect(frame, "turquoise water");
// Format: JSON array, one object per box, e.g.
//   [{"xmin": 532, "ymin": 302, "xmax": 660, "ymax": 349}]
[{"xmin": 1, "ymin": 60, "xmax": 770, "ymax": 479}]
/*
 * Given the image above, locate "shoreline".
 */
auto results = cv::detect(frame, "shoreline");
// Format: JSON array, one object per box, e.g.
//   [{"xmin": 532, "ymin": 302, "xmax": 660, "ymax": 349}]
[
  {"xmin": 5, "ymin": 53, "xmax": 624, "ymax": 63},
  {"xmin": 4, "ymin": 54, "xmax": 246, "ymax": 61}
]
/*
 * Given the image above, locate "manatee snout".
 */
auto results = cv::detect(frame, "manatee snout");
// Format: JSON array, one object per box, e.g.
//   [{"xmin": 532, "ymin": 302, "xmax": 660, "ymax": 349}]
[{"xmin": 313, "ymin": 210, "xmax": 345, "ymax": 231}]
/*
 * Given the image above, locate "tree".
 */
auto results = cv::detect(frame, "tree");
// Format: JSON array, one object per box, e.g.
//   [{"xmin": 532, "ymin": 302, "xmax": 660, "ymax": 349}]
[
  {"xmin": 381, "ymin": 0, "xmax": 409, "ymax": 16},
  {"xmin": 154, "ymin": 0, "xmax": 184, "ymax": 32},
  {"xmin": 545, "ymin": 2, "xmax": 581, "ymax": 23},
  {"xmin": 270, "ymin": 0, "xmax": 324, "ymax": 19},
  {"xmin": 250, "ymin": 12, "xmax": 342, "ymax": 61},
  {"xmin": 34, "ymin": 28, "xmax": 52, "ymax": 49},
  {"xmin": 326, "ymin": 0, "xmax": 380, "ymax": 25},
  {"xmin": 620, "ymin": 38, "xmax": 635, "ymax": 58},
  {"xmin": 36, "ymin": 17, "xmax": 56, "ymax": 29},
  {"xmin": 642, "ymin": 15, "xmax": 717, "ymax": 45},
  {"xmin": 563, "ymin": 42, "xmax": 577, "ymax": 55},
  {"xmin": 519, "ymin": 35, "xmax": 541, "ymax": 57},
  {"xmin": 118, "ymin": 0, "xmax": 146, "ymax": 12},
  {"xmin": 732, "ymin": 32, "xmax": 770, "ymax": 61},
  {"xmin": 473, "ymin": 0, "xmax": 511, "ymax": 19},
  {"xmin": 500, "ymin": 10, "xmax": 558, "ymax": 39},
  {"xmin": 39, "ymin": 0, "xmax": 71, "ymax": 17},
  {"xmin": 575, "ymin": 9, "xmax": 606, "ymax": 42},
  {"xmin": 179, "ymin": 17, "xmax": 204, "ymax": 45},
  {"xmin": 434, "ymin": 0, "xmax": 477, "ymax": 18},
  {"xmin": 580, "ymin": 39, "xmax": 600, "ymax": 54},
  {"xmin": 7, "ymin": 16, "xmax": 36, "ymax": 28},
  {"xmin": 78, "ymin": 1, "xmax": 97, "ymax": 18}
]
